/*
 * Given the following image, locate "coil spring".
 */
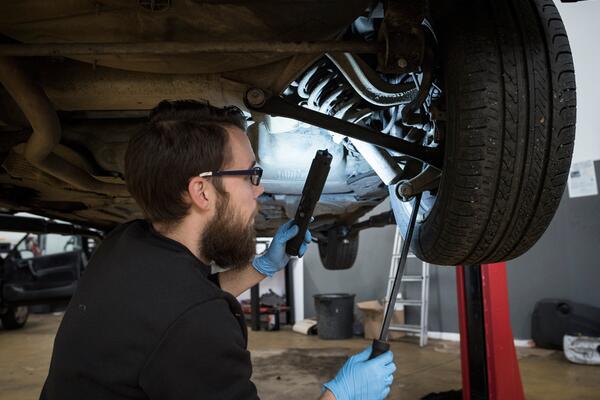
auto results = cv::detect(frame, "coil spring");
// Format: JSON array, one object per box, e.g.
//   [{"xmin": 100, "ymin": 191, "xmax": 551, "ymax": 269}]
[
  {"xmin": 295, "ymin": 60, "xmax": 371, "ymax": 123},
  {"xmin": 293, "ymin": 59, "xmax": 436, "ymax": 141}
]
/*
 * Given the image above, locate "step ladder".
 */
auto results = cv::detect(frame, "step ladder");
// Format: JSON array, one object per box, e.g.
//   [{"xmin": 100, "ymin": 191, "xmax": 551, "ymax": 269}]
[{"xmin": 384, "ymin": 226, "xmax": 430, "ymax": 347}]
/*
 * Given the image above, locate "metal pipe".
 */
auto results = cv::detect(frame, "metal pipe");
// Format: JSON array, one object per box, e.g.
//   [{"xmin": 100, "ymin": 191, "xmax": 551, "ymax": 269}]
[
  {"xmin": 0, "ymin": 214, "xmax": 102, "ymax": 238},
  {"xmin": 0, "ymin": 57, "xmax": 129, "ymax": 196},
  {"xmin": 326, "ymin": 52, "xmax": 417, "ymax": 106},
  {"xmin": 0, "ymin": 41, "xmax": 381, "ymax": 57}
]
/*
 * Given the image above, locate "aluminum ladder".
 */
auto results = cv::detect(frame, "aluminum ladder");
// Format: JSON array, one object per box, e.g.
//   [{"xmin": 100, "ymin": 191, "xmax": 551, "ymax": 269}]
[{"xmin": 384, "ymin": 225, "xmax": 430, "ymax": 347}]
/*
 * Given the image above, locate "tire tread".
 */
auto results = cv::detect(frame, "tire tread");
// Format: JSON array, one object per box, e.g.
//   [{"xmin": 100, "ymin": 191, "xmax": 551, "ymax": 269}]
[{"xmin": 413, "ymin": 0, "xmax": 575, "ymax": 265}]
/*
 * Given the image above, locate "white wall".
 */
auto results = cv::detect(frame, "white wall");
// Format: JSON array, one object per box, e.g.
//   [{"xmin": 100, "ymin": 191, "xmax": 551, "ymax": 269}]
[{"xmin": 557, "ymin": 1, "xmax": 600, "ymax": 163}]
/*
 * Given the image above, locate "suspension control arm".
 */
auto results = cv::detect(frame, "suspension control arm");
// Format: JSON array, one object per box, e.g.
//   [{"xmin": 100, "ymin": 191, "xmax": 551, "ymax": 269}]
[{"xmin": 244, "ymin": 88, "xmax": 443, "ymax": 170}]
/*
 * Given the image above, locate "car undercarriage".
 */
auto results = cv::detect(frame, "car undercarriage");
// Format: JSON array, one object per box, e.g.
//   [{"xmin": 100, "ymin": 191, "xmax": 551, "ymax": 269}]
[{"xmin": 0, "ymin": 0, "xmax": 576, "ymax": 268}]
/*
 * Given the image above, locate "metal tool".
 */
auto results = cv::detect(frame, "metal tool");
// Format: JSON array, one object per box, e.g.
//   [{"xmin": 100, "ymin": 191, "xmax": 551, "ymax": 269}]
[{"xmin": 369, "ymin": 193, "xmax": 422, "ymax": 359}]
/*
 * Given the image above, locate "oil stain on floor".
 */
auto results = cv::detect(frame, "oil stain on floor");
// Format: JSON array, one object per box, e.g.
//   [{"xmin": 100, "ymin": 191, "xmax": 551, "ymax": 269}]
[{"xmin": 251, "ymin": 348, "xmax": 350, "ymax": 400}]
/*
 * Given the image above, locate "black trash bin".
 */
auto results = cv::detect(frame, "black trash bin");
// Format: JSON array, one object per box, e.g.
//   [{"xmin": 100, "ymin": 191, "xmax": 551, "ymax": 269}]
[{"xmin": 314, "ymin": 293, "xmax": 355, "ymax": 340}]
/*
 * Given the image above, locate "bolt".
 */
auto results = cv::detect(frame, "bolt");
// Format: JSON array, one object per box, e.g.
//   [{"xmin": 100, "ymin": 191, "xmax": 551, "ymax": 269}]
[
  {"xmin": 399, "ymin": 182, "xmax": 413, "ymax": 198},
  {"xmin": 396, "ymin": 58, "xmax": 408, "ymax": 68},
  {"xmin": 246, "ymin": 88, "xmax": 266, "ymax": 108}
]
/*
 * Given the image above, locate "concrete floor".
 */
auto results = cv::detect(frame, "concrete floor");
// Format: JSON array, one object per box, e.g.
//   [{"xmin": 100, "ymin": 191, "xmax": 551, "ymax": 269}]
[{"xmin": 1, "ymin": 314, "xmax": 599, "ymax": 400}]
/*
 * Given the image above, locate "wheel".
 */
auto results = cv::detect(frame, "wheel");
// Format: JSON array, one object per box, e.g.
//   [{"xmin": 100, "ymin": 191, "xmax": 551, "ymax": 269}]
[
  {"xmin": 1, "ymin": 305, "xmax": 29, "ymax": 330},
  {"xmin": 318, "ymin": 227, "xmax": 359, "ymax": 270},
  {"xmin": 394, "ymin": 0, "xmax": 576, "ymax": 265}
]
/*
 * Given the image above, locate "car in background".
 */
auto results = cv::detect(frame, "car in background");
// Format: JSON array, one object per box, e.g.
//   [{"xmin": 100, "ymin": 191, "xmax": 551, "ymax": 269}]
[{"xmin": 0, "ymin": 214, "xmax": 101, "ymax": 329}]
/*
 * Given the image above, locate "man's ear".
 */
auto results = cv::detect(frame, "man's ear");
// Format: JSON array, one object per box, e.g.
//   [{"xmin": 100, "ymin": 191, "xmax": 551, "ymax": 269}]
[{"xmin": 187, "ymin": 177, "xmax": 212, "ymax": 211}]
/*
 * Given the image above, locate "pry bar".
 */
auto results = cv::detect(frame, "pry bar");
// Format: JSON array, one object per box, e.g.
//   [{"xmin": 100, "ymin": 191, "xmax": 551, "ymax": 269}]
[{"xmin": 369, "ymin": 193, "xmax": 422, "ymax": 359}]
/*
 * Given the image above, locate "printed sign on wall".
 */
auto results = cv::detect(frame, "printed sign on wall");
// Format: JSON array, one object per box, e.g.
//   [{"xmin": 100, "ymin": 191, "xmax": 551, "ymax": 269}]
[{"xmin": 568, "ymin": 160, "xmax": 598, "ymax": 198}]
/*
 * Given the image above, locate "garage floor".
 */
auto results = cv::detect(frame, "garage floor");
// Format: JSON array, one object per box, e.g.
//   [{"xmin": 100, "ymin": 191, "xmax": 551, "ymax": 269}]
[{"xmin": 1, "ymin": 314, "xmax": 598, "ymax": 400}]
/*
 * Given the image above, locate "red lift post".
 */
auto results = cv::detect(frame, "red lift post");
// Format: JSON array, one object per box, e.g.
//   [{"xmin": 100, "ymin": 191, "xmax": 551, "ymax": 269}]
[{"xmin": 456, "ymin": 263, "xmax": 525, "ymax": 400}]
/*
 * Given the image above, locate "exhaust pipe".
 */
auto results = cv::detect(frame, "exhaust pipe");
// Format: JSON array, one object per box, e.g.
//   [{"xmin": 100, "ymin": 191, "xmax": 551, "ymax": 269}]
[{"xmin": 0, "ymin": 57, "xmax": 128, "ymax": 196}]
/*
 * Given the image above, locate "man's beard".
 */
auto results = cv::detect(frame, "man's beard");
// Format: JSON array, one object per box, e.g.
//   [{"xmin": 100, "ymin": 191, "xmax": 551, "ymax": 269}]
[{"xmin": 201, "ymin": 192, "xmax": 257, "ymax": 270}]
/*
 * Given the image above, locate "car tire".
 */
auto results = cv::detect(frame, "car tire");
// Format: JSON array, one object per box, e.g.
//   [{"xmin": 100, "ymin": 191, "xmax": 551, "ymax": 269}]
[
  {"xmin": 318, "ymin": 228, "xmax": 359, "ymax": 270},
  {"xmin": 1, "ymin": 305, "xmax": 29, "ymax": 330},
  {"xmin": 395, "ymin": 0, "xmax": 576, "ymax": 265}
]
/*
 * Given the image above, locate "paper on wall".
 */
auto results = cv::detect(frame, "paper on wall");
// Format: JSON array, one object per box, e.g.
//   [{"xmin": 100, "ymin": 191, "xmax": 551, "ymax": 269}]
[{"xmin": 568, "ymin": 160, "xmax": 598, "ymax": 198}]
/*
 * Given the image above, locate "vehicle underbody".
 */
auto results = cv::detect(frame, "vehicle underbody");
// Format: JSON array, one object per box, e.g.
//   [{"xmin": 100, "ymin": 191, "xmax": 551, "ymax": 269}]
[{"xmin": 0, "ymin": 0, "xmax": 576, "ymax": 267}]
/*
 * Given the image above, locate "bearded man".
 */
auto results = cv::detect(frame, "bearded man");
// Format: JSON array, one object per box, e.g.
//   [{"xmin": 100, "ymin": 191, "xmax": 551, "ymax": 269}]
[{"xmin": 40, "ymin": 100, "xmax": 396, "ymax": 400}]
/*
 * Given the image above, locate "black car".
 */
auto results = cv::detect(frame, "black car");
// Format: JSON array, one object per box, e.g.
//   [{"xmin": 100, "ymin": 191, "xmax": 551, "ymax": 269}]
[{"xmin": 0, "ymin": 214, "xmax": 101, "ymax": 329}]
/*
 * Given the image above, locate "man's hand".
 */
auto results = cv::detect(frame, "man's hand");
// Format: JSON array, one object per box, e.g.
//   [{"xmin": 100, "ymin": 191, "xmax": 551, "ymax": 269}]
[
  {"xmin": 252, "ymin": 220, "xmax": 311, "ymax": 278},
  {"xmin": 323, "ymin": 345, "xmax": 396, "ymax": 400},
  {"xmin": 219, "ymin": 220, "xmax": 311, "ymax": 296}
]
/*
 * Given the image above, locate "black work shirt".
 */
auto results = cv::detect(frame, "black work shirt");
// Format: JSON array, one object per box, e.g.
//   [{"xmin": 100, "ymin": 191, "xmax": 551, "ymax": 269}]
[{"xmin": 40, "ymin": 220, "xmax": 259, "ymax": 400}]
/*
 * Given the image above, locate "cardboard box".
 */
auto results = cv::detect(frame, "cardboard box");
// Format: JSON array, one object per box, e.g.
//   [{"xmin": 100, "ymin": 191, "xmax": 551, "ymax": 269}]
[{"xmin": 357, "ymin": 300, "xmax": 405, "ymax": 340}]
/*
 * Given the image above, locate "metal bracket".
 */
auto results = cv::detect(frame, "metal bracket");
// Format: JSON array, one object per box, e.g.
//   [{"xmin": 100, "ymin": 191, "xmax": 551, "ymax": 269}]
[
  {"xmin": 377, "ymin": 0, "xmax": 426, "ymax": 73},
  {"xmin": 346, "ymin": 210, "xmax": 396, "ymax": 236},
  {"xmin": 244, "ymin": 88, "xmax": 443, "ymax": 170},
  {"xmin": 397, "ymin": 164, "xmax": 441, "ymax": 200}
]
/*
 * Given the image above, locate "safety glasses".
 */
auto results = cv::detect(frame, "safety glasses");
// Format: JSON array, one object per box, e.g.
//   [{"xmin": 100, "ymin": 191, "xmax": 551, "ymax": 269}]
[{"xmin": 198, "ymin": 166, "xmax": 263, "ymax": 186}]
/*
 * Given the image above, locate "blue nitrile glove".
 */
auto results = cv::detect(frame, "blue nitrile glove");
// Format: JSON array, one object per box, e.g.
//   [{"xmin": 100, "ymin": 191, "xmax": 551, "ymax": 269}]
[
  {"xmin": 252, "ymin": 220, "xmax": 312, "ymax": 277},
  {"xmin": 323, "ymin": 346, "xmax": 396, "ymax": 400}
]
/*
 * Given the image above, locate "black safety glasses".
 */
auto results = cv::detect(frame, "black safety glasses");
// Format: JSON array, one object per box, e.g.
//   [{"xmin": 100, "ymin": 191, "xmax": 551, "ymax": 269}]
[{"xmin": 198, "ymin": 166, "xmax": 263, "ymax": 186}]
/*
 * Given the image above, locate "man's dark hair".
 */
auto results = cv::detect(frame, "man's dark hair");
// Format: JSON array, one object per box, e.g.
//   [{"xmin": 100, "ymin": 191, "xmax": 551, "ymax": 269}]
[{"xmin": 125, "ymin": 100, "xmax": 247, "ymax": 226}]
